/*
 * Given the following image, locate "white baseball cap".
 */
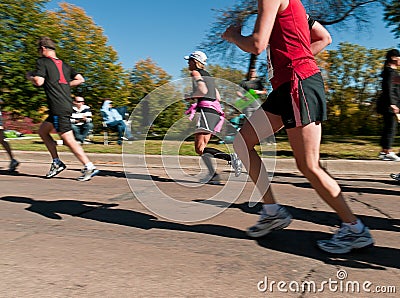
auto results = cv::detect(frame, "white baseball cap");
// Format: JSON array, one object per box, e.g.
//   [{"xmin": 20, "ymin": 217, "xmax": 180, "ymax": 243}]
[{"xmin": 184, "ymin": 51, "xmax": 207, "ymax": 65}]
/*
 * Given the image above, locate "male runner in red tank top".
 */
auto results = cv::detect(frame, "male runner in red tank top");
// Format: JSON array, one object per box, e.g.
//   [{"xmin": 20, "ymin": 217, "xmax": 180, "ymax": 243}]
[{"xmin": 223, "ymin": 0, "xmax": 373, "ymax": 254}]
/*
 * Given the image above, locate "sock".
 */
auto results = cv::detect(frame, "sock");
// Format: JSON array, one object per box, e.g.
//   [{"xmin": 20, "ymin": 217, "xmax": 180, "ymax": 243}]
[
  {"xmin": 203, "ymin": 147, "xmax": 231, "ymax": 161},
  {"xmin": 53, "ymin": 158, "xmax": 60, "ymax": 164},
  {"xmin": 201, "ymin": 153, "xmax": 215, "ymax": 176},
  {"xmin": 343, "ymin": 219, "xmax": 364, "ymax": 233},
  {"xmin": 85, "ymin": 162, "xmax": 94, "ymax": 170},
  {"xmin": 262, "ymin": 203, "xmax": 280, "ymax": 216}
]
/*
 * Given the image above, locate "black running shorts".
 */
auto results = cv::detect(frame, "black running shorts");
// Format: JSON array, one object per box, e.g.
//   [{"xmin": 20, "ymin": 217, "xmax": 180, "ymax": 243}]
[
  {"xmin": 45, "ymin": 114, "xmax": 72, "ymax": 133},
  {"xmin": 262, "ymin": 73, "xmax": 327, "ymax": 129}
]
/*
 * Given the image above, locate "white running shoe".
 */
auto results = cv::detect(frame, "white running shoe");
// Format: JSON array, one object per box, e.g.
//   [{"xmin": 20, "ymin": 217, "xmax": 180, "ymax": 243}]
[
  {"xmin": 379, "ymin": 152, "xmax": 400, "ymax": 161},
  {"xmin": 317, "ymin": 225, "xmax": 374, "ymax": 254},
  {"xmin": 246, "ymin": 206, "xmax": 292, "ymax": 238},
  {"xmin": 230, "ymin": 153, "xmax": 242, "ymax": 177},
  {"xmin": 77, "ymin": 167, "xmax": 100, "ymax": 181}
]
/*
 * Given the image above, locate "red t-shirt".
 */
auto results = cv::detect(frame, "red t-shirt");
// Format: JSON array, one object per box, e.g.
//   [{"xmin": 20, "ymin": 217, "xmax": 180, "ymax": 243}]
[{"xmin": 268, "ymin": 0, "xmax": 320, "ymax": 89}]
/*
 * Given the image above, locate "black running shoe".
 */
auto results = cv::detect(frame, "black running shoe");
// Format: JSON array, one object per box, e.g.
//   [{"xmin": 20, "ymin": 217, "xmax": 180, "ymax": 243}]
[
  {"xmin": 46, "ymin": 161, "xmax": 66, "ymax": 178},
  {"xmin": 8, "ymin": 159, "xmax": 19, "ymax": 172}
]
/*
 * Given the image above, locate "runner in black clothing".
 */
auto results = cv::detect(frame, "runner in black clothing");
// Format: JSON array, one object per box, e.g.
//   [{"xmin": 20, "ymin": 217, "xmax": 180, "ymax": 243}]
[{"xmin": 26, "ymin": 36, "xmax": 99, "ymax": 181}]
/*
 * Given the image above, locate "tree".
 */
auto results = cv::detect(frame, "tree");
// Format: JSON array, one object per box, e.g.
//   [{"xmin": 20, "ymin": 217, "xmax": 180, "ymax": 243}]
[
  {"xmin": 323, "ymin": 43, "xmax": 387, "ymax": 135},
  {"xmin": 207, "ymin": 64, "xmax": 246, "ymax": 86},
  {"xmin": 5, "ymin": 2, "xmax": 133, "ymax": 130},
  {"xmin": 130, "ymin": 58, "xmax": 172, "ymax": 104},
  {"xmin": 382, "ymin": 1, "xmax": 400, "ymax": 41},
  {"xmin": 44, "ymin": 3, "xmax": 132, "ymax": 110},
  {"xmin": 201, "ymin": 0, "xmax": 389, "ymax": 74},
  {"xmin": 1, "ymin": 1, "xmax": 132, "ymax": 130},
  {"xmin": 129, "ymin": 58, "xmax": 184, "ymax": 135},
  {"xmin": 0, "ymin": 0, "xmax": 49, "ymax": 119}
]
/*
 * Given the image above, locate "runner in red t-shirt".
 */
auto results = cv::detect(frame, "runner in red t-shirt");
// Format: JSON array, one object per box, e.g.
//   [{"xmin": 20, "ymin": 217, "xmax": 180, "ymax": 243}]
[{"xmin": 222, "ymin": 0, "xmax": 373, "ymax": 254}]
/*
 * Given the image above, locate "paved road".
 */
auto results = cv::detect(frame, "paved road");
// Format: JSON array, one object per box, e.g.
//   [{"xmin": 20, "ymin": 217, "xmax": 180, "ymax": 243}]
[{"xmin": 0, "ymin": 151, "xmax": 399, "ymax": 297}]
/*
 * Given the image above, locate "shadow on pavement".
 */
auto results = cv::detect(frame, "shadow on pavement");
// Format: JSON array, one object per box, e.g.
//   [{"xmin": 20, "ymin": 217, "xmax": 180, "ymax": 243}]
[
  {"xmin": 255, "ymin": 230, "xmax": 399, "ymax": 270},
  {"xmin": 68, "ymin": 169, "xmax": 201, "ymax": 184},
  {"xmin": 1, "ymin": 196, "xmax": 399, "ymax": 270},
  {"xmin": 68, "ymin": 168, "xmax": 127, "ymax": 178},
  {"xmin": 0, "ymin": 169, "xmax": 77, "ymax": 180},
  {"xmin": 0, "ymin": 196, "xmax": 247, "ymax": 239},
  {"xmin": 274, "ymin": 172, "xmax": 398, "ymax": 185},
  {"xmin": 125, "ymin": 173, "xmax": 205, "ymax": 184},
  {"xmin": 194, "ymin": 200, "xmax": 400, "ymax": 233},
  {"xmin": 271, "ymin": 173, "xmax": 400, "ymax": 196}
]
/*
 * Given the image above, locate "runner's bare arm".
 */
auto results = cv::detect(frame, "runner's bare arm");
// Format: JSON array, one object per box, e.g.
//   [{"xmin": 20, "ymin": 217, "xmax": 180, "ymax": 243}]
[
  {"xmin": 70, "ymin": 74, "xmax": 85, "ymax": 87},
  {"xmin": 222, "ymin": 0, "xmax": 282, "ymax": 55},
  {"xmin": 26, "ymin": 71, "xmax": 45, "ymax": 86},
  {"xmin": 190, "ymin": 70, "xmax": 208, "ymax": 98},
  {"xmin": 310, "ymin": 20, "xmax": 332, "ymax": 56}
]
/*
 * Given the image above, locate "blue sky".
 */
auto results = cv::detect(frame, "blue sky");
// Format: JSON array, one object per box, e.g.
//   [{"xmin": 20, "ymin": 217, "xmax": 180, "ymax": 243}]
[{"xmin": 46, "ymin": 0, "xmax": 398, "ymax": 79}]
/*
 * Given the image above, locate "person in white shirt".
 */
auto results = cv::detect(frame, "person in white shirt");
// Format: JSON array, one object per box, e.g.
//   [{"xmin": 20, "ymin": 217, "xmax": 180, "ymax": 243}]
[{"xmin": 71, "ymin": 96, "xmax": 93, "ymax": 144}]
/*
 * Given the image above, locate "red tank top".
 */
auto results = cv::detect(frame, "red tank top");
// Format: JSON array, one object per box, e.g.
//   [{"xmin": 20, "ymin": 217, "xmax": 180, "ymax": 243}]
[{"xmin": 268, "ymin": 0, "xmax": 320, "ymax": 89}]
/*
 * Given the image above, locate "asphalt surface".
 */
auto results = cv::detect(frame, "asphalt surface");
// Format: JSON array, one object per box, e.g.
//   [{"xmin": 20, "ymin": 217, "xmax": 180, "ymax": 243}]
[{"xmin": 0, "ymin": 150, "xmax": 399, "ymax": 297}]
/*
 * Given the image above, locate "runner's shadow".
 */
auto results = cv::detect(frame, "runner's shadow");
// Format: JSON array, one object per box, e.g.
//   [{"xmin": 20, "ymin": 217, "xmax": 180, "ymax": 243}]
[
  {"xmin": 0, "ymin": 196, "xmax": 119, "ymax": 219},
  {"xmin": 0, "ymin": 169, "xmax": 20, "ymax": 176},
  {"xmin": 272, "ymin": 173, "xmax": 400, "ymax": 196},
  {"xmin": 0, "ymin": 196, "xmax": 246, "ymax": 238},
  {"xmin": 273, "ymin": 179, "xmax": 400, "ymax": 196},
  {"xmin": 70, "ymin": 169, "xmax": 167, "ymax": 180},
  {"xmin": 335, "ymin": 176, "xmax": 399, "ymax": 185},
  {"xmin": 125, "ymin": 173, "xmax": 203, "ymax": 184},
  {"xmin": 255, "ymin": 229, "xmax": 400, "ymax": 270},
  {"xmin": 68, "ymin": 169, "xmax": 200, "ymax": 184},
  {"xmin": 0, "ymin": 169, "xmax": 75, "ymax": 180},
  {"xmin": 193, "ymin": 200, "xmax": 400, "ymax": 232},
  {"xmin": 273, "ymin": 171, "xmax": 399, "ymax": 185},
  {"xmin": 1, "ymin": 196, "xmax": 399, "ymax": 270},
  {"xmin": 69, "ymin": 168, "xmax": 127, "ymax": 178}
]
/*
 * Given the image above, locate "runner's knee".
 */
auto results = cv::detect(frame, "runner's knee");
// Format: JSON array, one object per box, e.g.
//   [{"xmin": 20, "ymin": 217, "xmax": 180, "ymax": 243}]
[{"xmin": 295, "ymin": 159, "xmax": 320, "ymax": 178}]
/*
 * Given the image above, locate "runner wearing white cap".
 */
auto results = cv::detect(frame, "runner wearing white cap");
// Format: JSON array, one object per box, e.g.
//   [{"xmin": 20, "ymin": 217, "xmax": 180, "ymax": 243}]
[{"xmin": 184, "ymin": 51, "xmax": 242, "ymax": 184}]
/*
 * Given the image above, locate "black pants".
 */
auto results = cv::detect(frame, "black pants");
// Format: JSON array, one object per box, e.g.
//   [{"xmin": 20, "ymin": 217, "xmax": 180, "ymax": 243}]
[{"xmin": 380, "ymin": 112, "xmax": 398, "ymax": 150}]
